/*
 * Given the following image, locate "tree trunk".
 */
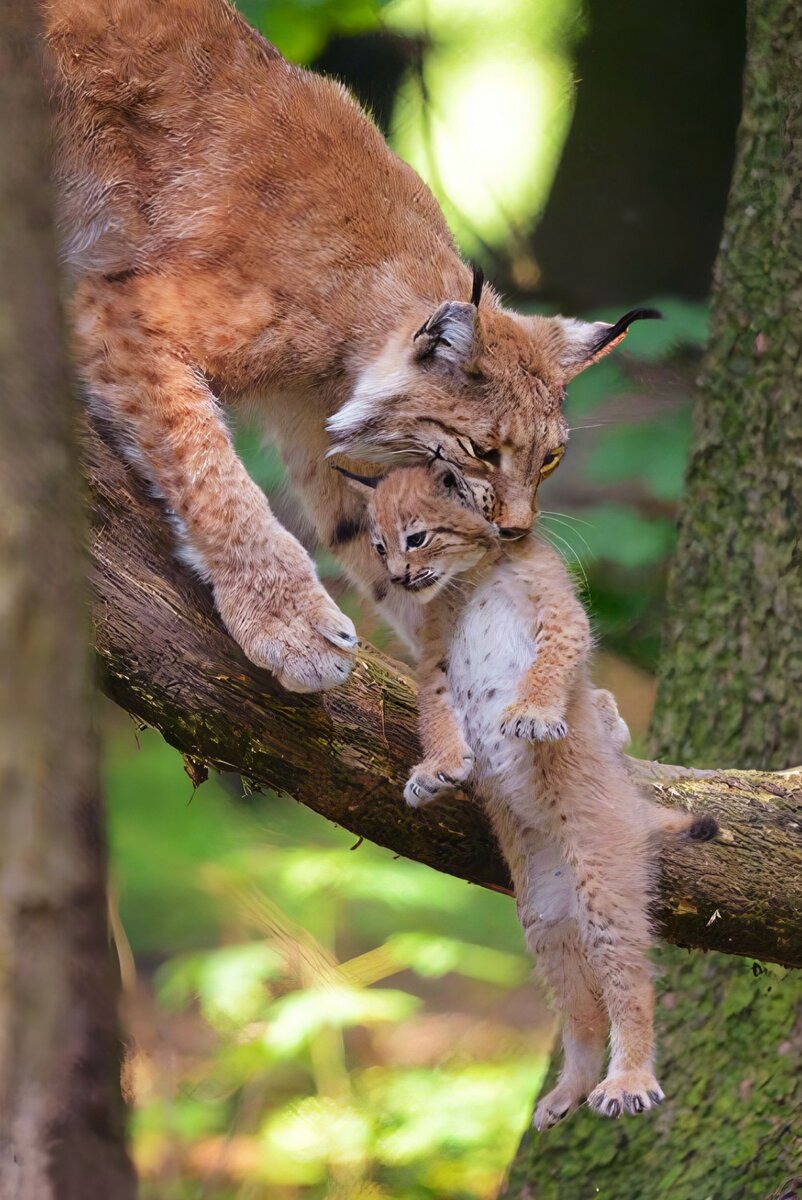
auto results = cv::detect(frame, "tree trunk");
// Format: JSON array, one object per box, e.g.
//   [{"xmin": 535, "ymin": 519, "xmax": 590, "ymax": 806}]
[
  {"xmin": 0, "ymin": 5, "xmax": 136, "ymax": 1196},
  {"xmin": 501, "ymin": 2, "xmax": 802, "ymax": 1196}
]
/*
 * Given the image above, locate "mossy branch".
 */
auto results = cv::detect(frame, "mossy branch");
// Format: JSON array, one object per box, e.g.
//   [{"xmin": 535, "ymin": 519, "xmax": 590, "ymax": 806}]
[{"xmin": 88, "ymin": 423, "xmax": 802, "ymax": 970}]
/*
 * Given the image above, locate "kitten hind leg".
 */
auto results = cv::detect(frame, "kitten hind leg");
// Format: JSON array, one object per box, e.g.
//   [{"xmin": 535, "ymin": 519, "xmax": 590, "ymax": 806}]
[
  {"xmin": 531, "ymin": 922, "xmax": 608, "ymax": 1131},
  {"xmin": 488, "ymin": 804, "xmax": 607, "ymax": 1131},
  {"xmin": 572, "ymin": 842, "xmax": 664, "ymax": 1118}
]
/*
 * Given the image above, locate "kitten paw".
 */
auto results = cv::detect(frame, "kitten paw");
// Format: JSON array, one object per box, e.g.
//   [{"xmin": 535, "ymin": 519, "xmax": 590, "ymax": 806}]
[
  {"xmin": 533, "ymin": 1081, "xmax": 587, "ymax": 1132},
  {"xmin": 588, "ymin": 1071, "xmax": 664, "ymax": 1119},
  {"xmin": 500, "ymin": 705, "xmax": 568, "ymax": 742},
  {"xmin": 404, "ymin": 750, "xmax": 474, "ymax": 808}
]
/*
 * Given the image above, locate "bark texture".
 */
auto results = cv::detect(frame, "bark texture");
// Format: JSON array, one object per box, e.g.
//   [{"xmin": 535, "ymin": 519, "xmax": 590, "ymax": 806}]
[
  {"xmin": 502, "ymin": 2, "xmax": 802, "ymax": 1196},
  {"xmin": 88, "ymin": 424, "xmax": 802, "ymax": 969},
  {"xmin": 0, "ymin": 5, "xmax": 136, "ymax": 1196}
]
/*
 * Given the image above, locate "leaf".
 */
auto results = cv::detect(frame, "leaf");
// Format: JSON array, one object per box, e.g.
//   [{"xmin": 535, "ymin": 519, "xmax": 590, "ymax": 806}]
[
  {"xmin": 385, "ymin": 932, "xmax": 529, "ymax": 985},
  {"xmin": 156, "ymin": 942, "xmax": 283, "ymax": 1027},
  {"xmin": 584, "ymin": 408, "xmax": 692, "ymax": 501},
  {"xmin": 263, "ymin": 985, "xmax": 420, "ymax": 1056},
  {"xmin": 573, "ymin": 503, "xmax": 676, "ymax": 569}
]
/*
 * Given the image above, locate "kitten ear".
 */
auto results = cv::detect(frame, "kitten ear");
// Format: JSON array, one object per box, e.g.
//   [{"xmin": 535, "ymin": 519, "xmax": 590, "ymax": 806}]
[
  {"xmin": 332, "ymin": 464, "xmax": 384, "ymax": 495},
  {"xmin": 413, "ymin": 300, "xmax": 481, "ymax": 372},
  {"xmin": 558, "ymin": 308, "xmax": 661, "ymax": 380}
]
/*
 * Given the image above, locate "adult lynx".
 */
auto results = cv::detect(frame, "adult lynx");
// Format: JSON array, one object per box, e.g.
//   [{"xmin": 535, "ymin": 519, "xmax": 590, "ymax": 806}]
[{"xmin": 45, "ymin": 0, "xmax": 654, "ymax": 690}]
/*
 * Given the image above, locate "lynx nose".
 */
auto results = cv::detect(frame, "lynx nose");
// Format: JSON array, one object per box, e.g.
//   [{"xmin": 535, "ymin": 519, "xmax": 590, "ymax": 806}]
[{"xmin": 499, "ymin": 527, "xmax": 529, "ymax": 541}]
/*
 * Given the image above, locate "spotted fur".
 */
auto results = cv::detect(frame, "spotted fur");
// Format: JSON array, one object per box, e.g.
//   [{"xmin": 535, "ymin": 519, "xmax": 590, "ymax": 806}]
[
  {"xmin": 367, "ymin": 466, "xmax": 718, "ymax": 1130},
  {"xmin": 45, "ymin": 0, "xmax": 655, "ymax": 691}
]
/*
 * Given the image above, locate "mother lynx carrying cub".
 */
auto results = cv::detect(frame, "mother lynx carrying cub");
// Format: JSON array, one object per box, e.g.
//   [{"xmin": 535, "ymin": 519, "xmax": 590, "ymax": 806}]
[
  {"xmin": 44, "ymin": 0, "xmax": 716, "ymax": 1133},
  {"xmin": 44, "ymin": 0, "xmax": 655, "ymax": 688}
]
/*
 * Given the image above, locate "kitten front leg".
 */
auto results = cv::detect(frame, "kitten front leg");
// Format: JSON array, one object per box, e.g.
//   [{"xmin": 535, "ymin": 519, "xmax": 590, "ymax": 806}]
[
  {"xmin": 77, "ymin": 278, "xmax": 357, "ymax": 692},
  {"xmin": 405, "ymin": 604, "xmax": 473, "ymax": 807},
  {"xmin": 500, "ymin": 599, "xmax": 591, "ymax": 742}
]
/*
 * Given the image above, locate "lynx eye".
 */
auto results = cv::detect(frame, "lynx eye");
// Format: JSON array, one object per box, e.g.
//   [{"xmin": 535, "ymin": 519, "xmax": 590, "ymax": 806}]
[
  {"xmin": 459, "ymin": 438, "xmax": 500, "ymax": 466},
  {"xmin": 406, "ymin": 531, "xmax": 426, "ymax": 550},
  {"xmin": 375, "ymin": 542, "xmax": 387, "ymax": 557},
  {"xmin": 540, "ymin": 447, "xmax": 565, "ymax": 478}
]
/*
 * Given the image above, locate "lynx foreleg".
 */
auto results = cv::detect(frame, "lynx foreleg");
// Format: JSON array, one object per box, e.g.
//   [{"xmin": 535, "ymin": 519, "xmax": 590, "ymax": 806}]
[
  {"xmin": 76, "ymin": 279, "xmax": 356, "ymax": 692},
  {"xmin": 405, "ymin": 603, "xmax": 473, "ymax": 806},
  {"xmin": 500, "ymin": 596, "xmax": 591, "ymax": 742}
]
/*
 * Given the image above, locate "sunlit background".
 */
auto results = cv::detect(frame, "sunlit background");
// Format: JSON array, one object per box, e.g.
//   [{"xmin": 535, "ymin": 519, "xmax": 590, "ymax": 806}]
[{"xmin": 107, "ymin": 1, "xmax": 745, "ymax": 1195}]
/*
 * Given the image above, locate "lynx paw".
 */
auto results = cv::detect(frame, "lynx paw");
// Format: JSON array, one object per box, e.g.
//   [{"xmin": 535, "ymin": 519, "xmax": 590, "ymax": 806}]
[
  {"xmin": 215, "ymin": 567, "xmax": 358, "ymax": 693},
  {"xmin": 404, "ymin": 750, "xmax": 474, "ymax": 808},
  {"xmin": 533, "ymin": 1081, "xmax": 587, "ymax": 1132},
  {"xmin": 500, "ymin": 704, "xmax": 568, "ymax": 743},
  {"xmin": 588, "ymin": 1071, "xmax": 664, "ymax": 1119}
]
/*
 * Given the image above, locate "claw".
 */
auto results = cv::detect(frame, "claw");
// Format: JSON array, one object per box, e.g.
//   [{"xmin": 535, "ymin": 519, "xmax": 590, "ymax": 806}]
[{"xmin": 318, "ymin": 625, "xmax": 358, "ymax": 650}]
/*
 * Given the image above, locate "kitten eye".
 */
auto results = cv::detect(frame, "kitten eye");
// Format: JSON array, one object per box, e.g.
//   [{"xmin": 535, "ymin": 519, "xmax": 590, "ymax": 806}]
[
  {"xmin": 375, "ymin": 542, "xmax": 387, "ymax": 556},
  {"xmin": 406, "ymin": 531, "xmax": 426, "ymax": 550},
  {"xmin": 442, "ymin": 472, "xmax": 456, "ymax": 489},
  {"xmin": 540, "ymin": 447, "xmax": 565, "ymax": 478}
]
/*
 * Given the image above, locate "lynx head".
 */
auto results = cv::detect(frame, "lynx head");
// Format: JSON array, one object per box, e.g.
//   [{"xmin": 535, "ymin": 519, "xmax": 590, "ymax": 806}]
[
  {"xmin": 327, "ymin": 266, "xmax": 658, "ymax": 539},
  {"xmin": 337, "ymin": 461, "xmax": 499, "ymax": 603}
]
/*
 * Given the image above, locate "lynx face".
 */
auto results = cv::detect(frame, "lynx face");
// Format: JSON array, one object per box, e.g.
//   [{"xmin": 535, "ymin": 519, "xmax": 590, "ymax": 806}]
[
  {"xmin": 328, "ymin": 299, "xmax": 659, "ymax": 539},
  {"xmin": 363, "ymin": 464, "xmax": 499, "ymax": 603}
]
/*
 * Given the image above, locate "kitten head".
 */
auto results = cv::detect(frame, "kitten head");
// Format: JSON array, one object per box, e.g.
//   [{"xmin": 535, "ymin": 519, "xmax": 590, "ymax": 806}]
[
  {"xmin": 339, "ymin": 461, "xmax": 499, "ymax": 603},
  {"xmin": 327, "ymin": 269, "xmax": 658, "ymax": 539}
]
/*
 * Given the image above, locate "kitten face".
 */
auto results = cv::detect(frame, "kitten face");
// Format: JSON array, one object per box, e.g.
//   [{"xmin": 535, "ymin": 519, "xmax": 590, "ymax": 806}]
[{"xmin": 366, "ymin": 464, "xmax": 499, "ymax": 603}]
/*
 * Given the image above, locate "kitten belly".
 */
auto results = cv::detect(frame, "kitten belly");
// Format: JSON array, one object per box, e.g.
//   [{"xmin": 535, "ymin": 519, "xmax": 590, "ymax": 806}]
[{"xmin": 448, "ymin": 568, "xmax": 541, "ymax": 825}]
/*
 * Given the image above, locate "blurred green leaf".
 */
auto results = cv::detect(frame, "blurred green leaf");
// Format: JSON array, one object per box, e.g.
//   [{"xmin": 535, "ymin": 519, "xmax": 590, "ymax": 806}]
[
  {"xmin": 573, "ymin": 503, "xmax": 676, "ymax": 569},
  {"xmin": 585, "ymin": 408, "xmax": 692, "ymax": 501},
  {"xmin": 264, "ymin": 985, "xmax": 420, "ymax": 1056},
  {"xmin": 385, "ymin": 932, "xmax": 529, "ymax": 985},
  {"xmin": 157, "ymin": 942, "xmax": 284, "ymax": 1026}
]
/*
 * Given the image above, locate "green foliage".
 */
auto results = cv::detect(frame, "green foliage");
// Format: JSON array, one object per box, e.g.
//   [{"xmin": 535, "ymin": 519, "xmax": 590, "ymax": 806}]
[
  {"xmin": 108, "ymin": 728, "xmax": 543, "ymax": 1197},
  {"xmin": 543, "ymin": 297, "xmax": 709, "ymax": 667},
  {"xmin": 238, "ymin": 0, "xmax": 386, "ymax": 64}
]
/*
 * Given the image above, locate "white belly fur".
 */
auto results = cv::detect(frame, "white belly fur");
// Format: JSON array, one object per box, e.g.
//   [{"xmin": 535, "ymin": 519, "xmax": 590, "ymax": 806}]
[{"xmin": 448, "ymin": 563, "xmax": 543, "ymax": 828}]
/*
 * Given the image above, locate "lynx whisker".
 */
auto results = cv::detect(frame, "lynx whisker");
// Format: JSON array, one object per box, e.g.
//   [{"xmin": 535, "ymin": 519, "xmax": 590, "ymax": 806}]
[{"xmin": 539, "ymin": 514, "xmax": 595, "ymax": 560}]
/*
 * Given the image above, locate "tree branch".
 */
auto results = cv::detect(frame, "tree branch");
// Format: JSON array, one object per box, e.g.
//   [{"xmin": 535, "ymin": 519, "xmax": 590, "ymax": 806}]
[{"xmin": 87, "ymin": 422, "xmax": 802, "ymax": 970}]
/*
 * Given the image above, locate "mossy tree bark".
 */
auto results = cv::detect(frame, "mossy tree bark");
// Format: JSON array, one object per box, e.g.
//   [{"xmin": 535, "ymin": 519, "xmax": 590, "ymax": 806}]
[
  {"xmin": 501, "ymin": 3, "xmax": 802, "ymax": 1197},
  {"xmin": 0, "ymin": 5, "xmax": 136, "ymax": 1197}
]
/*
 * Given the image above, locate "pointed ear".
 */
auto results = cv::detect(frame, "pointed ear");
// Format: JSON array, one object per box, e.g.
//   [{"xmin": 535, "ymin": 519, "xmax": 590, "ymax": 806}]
[
  {"xmin": 413, "ymin": 300, "xmax": 481, "ymax": 372},
  {"xmin": 332, "ymin": 464, "xmax": 384, "ymax": 496},
  {"xmin": 559, "ymin": 308, "xmax": 661, "ymax": 380}
]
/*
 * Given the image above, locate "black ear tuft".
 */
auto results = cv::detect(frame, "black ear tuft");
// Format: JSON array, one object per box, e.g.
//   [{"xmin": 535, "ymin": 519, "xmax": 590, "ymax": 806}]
[
  {"xmin": 590, "ymin": 307, "xmax": 661, "ymax": 357},
  {"xmin": 332, "ymin": 464, "xmax": 383, "ymax": 489},
  {"xmin": 470, "ymin": 262, "xmax": 485, "ymax": 308}
]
